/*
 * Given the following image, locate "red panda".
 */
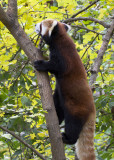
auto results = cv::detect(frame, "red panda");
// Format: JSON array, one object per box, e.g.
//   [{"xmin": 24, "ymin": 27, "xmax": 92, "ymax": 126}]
[{"xmin": 34, "ymin": 19, "xmax": 96, "ymax": 160}]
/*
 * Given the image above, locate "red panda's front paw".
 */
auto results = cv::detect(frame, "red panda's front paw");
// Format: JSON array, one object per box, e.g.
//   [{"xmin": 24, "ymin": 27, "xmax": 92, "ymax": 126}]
[{"xmin": 34, "ymin": 60, "xmax": 44, "ymax": 71}]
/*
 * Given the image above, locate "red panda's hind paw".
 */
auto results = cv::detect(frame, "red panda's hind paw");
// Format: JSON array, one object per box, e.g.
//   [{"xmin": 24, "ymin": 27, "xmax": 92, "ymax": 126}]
[{"xmin": 62, "ymin": 133, "xmax": 76, "ymax": 145}]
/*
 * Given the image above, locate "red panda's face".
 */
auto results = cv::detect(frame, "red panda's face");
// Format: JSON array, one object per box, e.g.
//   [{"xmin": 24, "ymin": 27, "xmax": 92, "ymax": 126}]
[{"xmin": 35, "ymin": 19, "xmax": 71, "ymax": 38}]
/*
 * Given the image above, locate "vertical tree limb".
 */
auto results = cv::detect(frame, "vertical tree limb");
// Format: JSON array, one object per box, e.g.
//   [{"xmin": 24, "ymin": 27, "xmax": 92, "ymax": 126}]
[
  {"xmin": 89, "ymin": 19, "xmax": 114, "ymax": 87},
  {"xmin": 0, "ymin": 3, "xmax": 65, "ymax": 160}
]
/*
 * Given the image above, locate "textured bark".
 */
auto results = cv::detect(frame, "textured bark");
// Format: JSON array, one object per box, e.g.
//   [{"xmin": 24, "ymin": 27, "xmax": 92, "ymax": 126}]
[{"xmin": 0, "ymin": 2, "xmax": 65, "ymax": 160}]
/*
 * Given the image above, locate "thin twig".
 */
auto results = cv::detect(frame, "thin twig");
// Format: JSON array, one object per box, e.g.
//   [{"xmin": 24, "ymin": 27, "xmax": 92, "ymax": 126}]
[
  {"xmin": 18, "ymin": 1, "xmax": 44, "ymax": 17},
  {"xmin": 72, "ymin": 25, "xmax": 103, "ymax": 35},
  {"xmin": 0, "ymin": 125, "xmax": 46, "ymax": 160},
  {"xmin": 9, "ymin": 47, "xmax": 21, "ymax": 62},
  {"xmin": 29, "ymin": 10, "xmax": 68, "ymax": 16},
  {"xmin": 105, "ymin": 142, "xmax": 114, "ymax": 151},
  {"xmin": 71, "ymin": 0, "xmax": 100, "ymax": 18},
  {"xmin": 81, "ymin": 34, "xmax": 99, "ymax": 59},
  {"xmin": 7, "ymin": 141, "xmax": 12, "ymax": 160},
  {"xmin": 100, "ymin": 69, "xmax": 105, "ymax": 83},
  {"xmin": 11, "ymin": 60, "xmax": 29, "ymax": 87}
]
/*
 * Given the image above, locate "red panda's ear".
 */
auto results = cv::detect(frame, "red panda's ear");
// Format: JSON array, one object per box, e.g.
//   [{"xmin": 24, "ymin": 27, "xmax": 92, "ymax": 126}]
[{"xmin": 62, "ymin": 23, "xmax": 71, "ymax": 32}]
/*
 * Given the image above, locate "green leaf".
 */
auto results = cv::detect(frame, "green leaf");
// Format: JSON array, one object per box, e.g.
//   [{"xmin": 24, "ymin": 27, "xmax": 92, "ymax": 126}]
[
  {"xmin": 1, "ymin": 134, "xmax": 12, "ymax": 139},
  {"xmin": 12, "ymin": 149, "xmax": 22, "ymax": 157},
  {"xmin": 20, "ymin": 76, "xmax": 25, "ymax": 88},
  {"xmin": 21, "ymin": 96, "xmax": 31, "ymax": 106},
  {"xmin": 109, "ymin": 98, "xmax": 114, "ymax": 108}
]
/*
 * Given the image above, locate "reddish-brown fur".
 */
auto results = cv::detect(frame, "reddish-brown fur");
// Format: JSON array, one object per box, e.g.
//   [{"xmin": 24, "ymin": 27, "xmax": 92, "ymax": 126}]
[
  {"xmin": 52, "ymin": 22, "xmax": 96, "ymax": 159},
  {"xmin": 53, "ymin": 22, "xmax": 95, "ymax": 120},
  {"xmin": 35, "ymin": 19, "xmax": 96, "ymax": 159}
]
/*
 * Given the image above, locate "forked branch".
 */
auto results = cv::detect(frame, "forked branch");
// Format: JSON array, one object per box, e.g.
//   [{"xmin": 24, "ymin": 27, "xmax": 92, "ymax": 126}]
[{"xmin": 0, "ymin": 3, "xmax": 65, "ymax": 160}]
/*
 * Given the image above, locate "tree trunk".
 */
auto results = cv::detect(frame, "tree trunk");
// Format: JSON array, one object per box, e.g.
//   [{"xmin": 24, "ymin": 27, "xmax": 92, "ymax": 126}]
[{"xmin": 0, "ymin": 2, "xmax": 65, "ymax": 160}]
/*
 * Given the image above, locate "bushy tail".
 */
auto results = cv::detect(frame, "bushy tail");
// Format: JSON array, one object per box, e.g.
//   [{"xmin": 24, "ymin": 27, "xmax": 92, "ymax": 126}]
[{"xmin": 75, "ymin": 113, "xmax": 96, "ymax": 160}]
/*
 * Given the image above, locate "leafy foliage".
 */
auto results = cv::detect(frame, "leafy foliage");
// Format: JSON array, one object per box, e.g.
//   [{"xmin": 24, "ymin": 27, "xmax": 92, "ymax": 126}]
[{"xmin": 0, "ymin": 0, "xmax": 114, "ymax": 159}]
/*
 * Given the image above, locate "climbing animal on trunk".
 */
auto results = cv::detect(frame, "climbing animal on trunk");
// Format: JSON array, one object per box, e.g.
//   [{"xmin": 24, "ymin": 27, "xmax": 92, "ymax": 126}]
[{"xmin": 34, "ymin": 19, "xmax": 96, "ymax": 160}]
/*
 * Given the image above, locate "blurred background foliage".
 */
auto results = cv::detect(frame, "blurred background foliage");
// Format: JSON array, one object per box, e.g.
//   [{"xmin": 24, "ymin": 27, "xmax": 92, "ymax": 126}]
[{"xmin": 0, "ymin": 0, "xmax": 114, "ymax": 159}]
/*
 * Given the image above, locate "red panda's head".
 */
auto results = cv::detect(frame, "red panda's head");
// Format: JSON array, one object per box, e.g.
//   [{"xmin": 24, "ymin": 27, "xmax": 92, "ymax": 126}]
[{"xmin": 35, "ymin": 19, "xmax": 71, "ymax": 44}]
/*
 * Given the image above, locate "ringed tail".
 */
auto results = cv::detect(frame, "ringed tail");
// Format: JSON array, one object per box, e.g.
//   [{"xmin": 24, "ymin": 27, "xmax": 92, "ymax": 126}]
[{"xmin": 75, "ymin": 113, "xmax": 96, "ymax": 160}]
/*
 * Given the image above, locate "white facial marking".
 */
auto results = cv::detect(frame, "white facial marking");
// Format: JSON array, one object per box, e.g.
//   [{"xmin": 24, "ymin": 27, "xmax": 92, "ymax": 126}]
[
  {"xmin": 49, "ymin": 20, "xmax": 57, "ymax": 36},
  {"xmin": 66, "ymin": 24, "xmax": 71, "ymax": 32},
  {"xmin": 41, "ymin": 24, "xmax": 48, "ymax": 36},
  {"xmin": 35, "ymin": 23, "xmax": 41, "ymax": 33}
]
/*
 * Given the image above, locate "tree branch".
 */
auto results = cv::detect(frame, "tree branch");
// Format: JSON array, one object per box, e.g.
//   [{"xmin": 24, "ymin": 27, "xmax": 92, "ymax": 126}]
[
  {"xmin": 11, "ymin": 59, "xmax": 29, "ymax": 87},
  {"xmin": 89, "ymin": 19, "xmax": 114, "ymax": 87},
  {"xmin": 0, "ymin": 5, "xmax": 65, "ymax": 160},
  {"xmin": 81, "ymin": 34, "xmax": 99, "ymax": 59},
  {"xmin": 0, "ymin": 125, "xmax": 46, "ymax": 160},
  {"xmin": 72, "ymin": 25, "xmax": 103, "ymax": 35},
  {"xmin": 7, "ymin": 0, "xmax": 17, "ymax": 20},
  {"xmin": 71, "ymin": 0, "xmax": 100, "ymax": 18},
  {"xmin": 105, "ymin": 142, "xmax": 114, "ymax": 151},
  {"xmin": 63, "ymin": 17, "xmax": 110, "ymax": 28},
  {"xmin": 0, "ymin": 5, "xmax": 11, "ymax": 27}
]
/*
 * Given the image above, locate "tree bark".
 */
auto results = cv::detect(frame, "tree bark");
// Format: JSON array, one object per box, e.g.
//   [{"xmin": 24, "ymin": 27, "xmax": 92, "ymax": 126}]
[{"xmin": 0, "ymin": 2, "xmax": 65, "ymax": 160}]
